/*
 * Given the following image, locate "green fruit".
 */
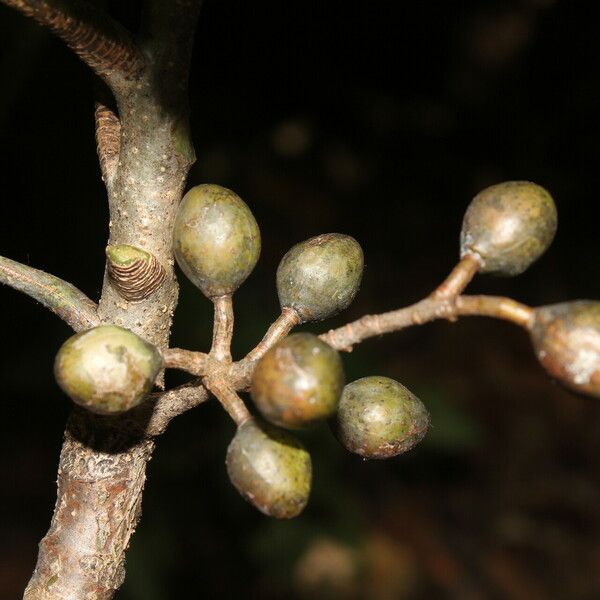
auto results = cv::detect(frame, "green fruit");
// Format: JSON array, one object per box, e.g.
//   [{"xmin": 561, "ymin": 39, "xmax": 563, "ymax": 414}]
[
  {"xmin": 277, "ymin": 233, "xmax": 363, "ymax": 322},
  {"xmin": 333, "ymin": 376, "xmax": 429, "ymax": 459},
  {"xmin": 251, "ymin": 333, "xmax": 344, "ymax": 429},
  {"xmin": 54, "ymin": 325, "xmax": 162, "ymax": 415},
  {"xmin": 460, "ymin": 181, "xmax": 557, "ymax": 276},
  {"xmin": 531, "ymin": 301, "xmax": 600, "ymax": 398},
  {"xmin": 226, "ymin": 418, "xmax": 312, "ymax": 518},
  {"xmin": 173, "ymin": 184, "xmax": 261, "ymax": 297}
]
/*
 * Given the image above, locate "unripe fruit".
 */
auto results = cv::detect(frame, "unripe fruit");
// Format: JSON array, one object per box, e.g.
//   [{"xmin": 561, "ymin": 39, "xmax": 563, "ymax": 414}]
[
  {"xmin": 173, "ymin": 184, "xmax": 261, "ymax": 297},
  {"xmin": 226, "ymin": 418, "xmax": 312, "ymax": 518},
  {"xmin": 54, "ymin": 325, "xmax": 162, "ymax": 414},
  {"xmin": 277, "ymin": 233, "xmax": 363, "ymax": 322},
  {"xmin": 333, "ymin": 376, "xmax": 429, "ymax": 459},
  {"xmin": 531, "ymin": 301, "xmax": 600, "ymax": 398},
  {"xmin": 251, "ymin": 333, "xmax": 344, "ymax": 429},
  {"xmin": 460, "ymin": 181, "xmax": 557, "ymax": 276}
]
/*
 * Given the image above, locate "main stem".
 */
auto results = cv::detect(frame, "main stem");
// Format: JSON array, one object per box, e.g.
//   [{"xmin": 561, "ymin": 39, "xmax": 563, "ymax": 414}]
[{"xmin": 24, "ymin": 4, "xmax": 201, "ymax": 598}]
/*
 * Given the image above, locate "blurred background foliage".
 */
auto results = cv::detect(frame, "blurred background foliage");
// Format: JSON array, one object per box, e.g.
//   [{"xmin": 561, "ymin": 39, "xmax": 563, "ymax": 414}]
[{"xmin": 1, "ymin": 0, "xmax": 600, "ymax": 598}]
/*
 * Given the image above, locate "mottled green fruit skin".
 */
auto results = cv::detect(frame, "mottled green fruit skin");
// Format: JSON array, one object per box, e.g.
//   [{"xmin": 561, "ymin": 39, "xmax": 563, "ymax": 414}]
[
  {"xmin": 277, "ymin": 233, "xmax": 363, "ymax": 322},
  {"xmin": 173, "ymin": 184, "xmax": 261, "ymax": 297},
  {"xmin": 531, "ymin": 301, "xmax": 600, "ymax": 399},
  {"xmin": 252, "ymin": 333, "xmax": 344, "ymax": 429},
  {"xmin": 334, "ymin": 376, "xmax": 429, "ymax": 459},
  {"xmin": 460, "ymin": 181, "xmax": 557, "ymax": 276},
  {"xmin": 226, "ymin": 418, "xmax": 312, "ymax": 519},
  {"xmin": 54, "ymin": 325, "xmax": 162, "ymax": 415}
]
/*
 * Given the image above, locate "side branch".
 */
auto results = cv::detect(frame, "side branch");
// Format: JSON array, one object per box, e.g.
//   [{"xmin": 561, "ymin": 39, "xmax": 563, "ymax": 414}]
[
  {"xmin": 1, "ymin": 0, "xmax": 145, "ymax": 91},
  {"xmin": 320, "ymin": 294, "xmax": 534, "ymax": 352},
  {"xmin": 163, "ymin": 348, "xmax": 211, "ymax": 376},
  {"xmin": 0, "ymin": 255, "xmax": 99, "ymax": 331},
  {"xmin": 145, "ymin": 381, "xmax": 210, "ymax": 436},
  {"xmin": 454, "ymin": 296, "xmax": 533, "ymax": 328}
]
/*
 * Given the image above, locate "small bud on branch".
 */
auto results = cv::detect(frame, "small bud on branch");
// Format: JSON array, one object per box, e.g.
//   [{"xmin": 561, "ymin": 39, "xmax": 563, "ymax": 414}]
[
  {"xmin": 94, "ymin": 100, "xmax": 121, "ymax": 186},
  {"xmin": 106, "ymin": 244, "xmax": 166, "ymax": 302}
]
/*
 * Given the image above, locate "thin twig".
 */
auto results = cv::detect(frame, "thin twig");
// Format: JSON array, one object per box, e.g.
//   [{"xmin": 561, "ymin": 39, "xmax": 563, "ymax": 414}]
[
  {"xmin": 66, "ymin": 379, "xmax": 211, "ymax": 438},
  {"xmin": 230, "ymin": 307, "xmax": 300, "ymax": 387},
  {"xmin": 0, "ymin": 255, "xmax": 99, "ymax": 331},
  {"xmin": 431, "ymin": 252, "xmax": 482, "ymax": 299},
  {"xmin": 210, "ymin": 295, "xmax": 234, "ymax": 362},
  {"xmin": 145, "ymin": 380, "xmax": 210, "ymax": 437},
  {"xmin": 163, "ymin": 348, "xmax": 211, "ymax": 376},
  {"xmin": 1, "ymin": 0, "xmax": 145, "ymax": 92},
  {"xmin": 245, "ymin": 307, "xmax": 301, "ymax": 363},
  {"xmin": 319, "ymin": 294, "xmax": 534, "ymax": 352},
  {"xmin": 203, "ymin": 376, "xmax": 251, "ymax": 426},
  {"xmin": 454, "ymin": 296, "xmax": 534, "ymax": 328}
]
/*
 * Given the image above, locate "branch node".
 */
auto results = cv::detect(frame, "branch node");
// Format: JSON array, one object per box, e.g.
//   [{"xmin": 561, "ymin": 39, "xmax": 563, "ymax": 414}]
[
  {"xmin": 95, "ymin": 101, "xmax": 121, "ymax": 185},
  {"xmin": 204, "ymin": 376, "xmax": 251, "ymax": 426},
  {"xmin": 106, "ymin": 245, "xmax": 166, "ymax": 302},
  {"xmin": 432, "ymin": 252, "xmax": 482, "ymax": 299}
]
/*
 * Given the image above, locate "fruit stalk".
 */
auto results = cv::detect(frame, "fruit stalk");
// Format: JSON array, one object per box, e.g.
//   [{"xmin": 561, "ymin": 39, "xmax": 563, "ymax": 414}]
[
  {"xmin": 210, "ymin": 295, "xmax": 235, "ymax": 362},
  {"xmin": 244, "ymin": 307, "xmax": 301, "ymax": 362},
  {"xmin": 204, "ymin": 377, "xmax": 251, "ymax": 426},
  {"xmin": 455, "ymin": 296, "xmax": 533, "ymax": 328},
  {"xmin": 431, "ymin": 253, "xmax": 482, "ymax": 299}
]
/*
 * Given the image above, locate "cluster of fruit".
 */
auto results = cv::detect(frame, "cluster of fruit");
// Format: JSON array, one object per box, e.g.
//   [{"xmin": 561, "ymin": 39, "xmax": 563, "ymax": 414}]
[{"xmin": 53, "ymin": 181, "xmax": 600, "ymax": 519}]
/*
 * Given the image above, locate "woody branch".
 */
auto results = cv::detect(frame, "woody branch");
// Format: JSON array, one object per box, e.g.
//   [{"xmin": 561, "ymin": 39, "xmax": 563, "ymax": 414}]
[
  {"xmin": 0, "ymin": 0, "xmax": 145, "ymax": 93},
  {"xmin": 0, "ymin": 1, "xmax": 206, "ymax": 598}
]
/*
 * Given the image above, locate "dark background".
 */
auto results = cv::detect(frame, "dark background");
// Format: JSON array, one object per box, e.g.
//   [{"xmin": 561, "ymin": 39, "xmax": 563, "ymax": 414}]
[{"xmin": 1, "ymin": 0, "xmax": 600, "ymax": 598}]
